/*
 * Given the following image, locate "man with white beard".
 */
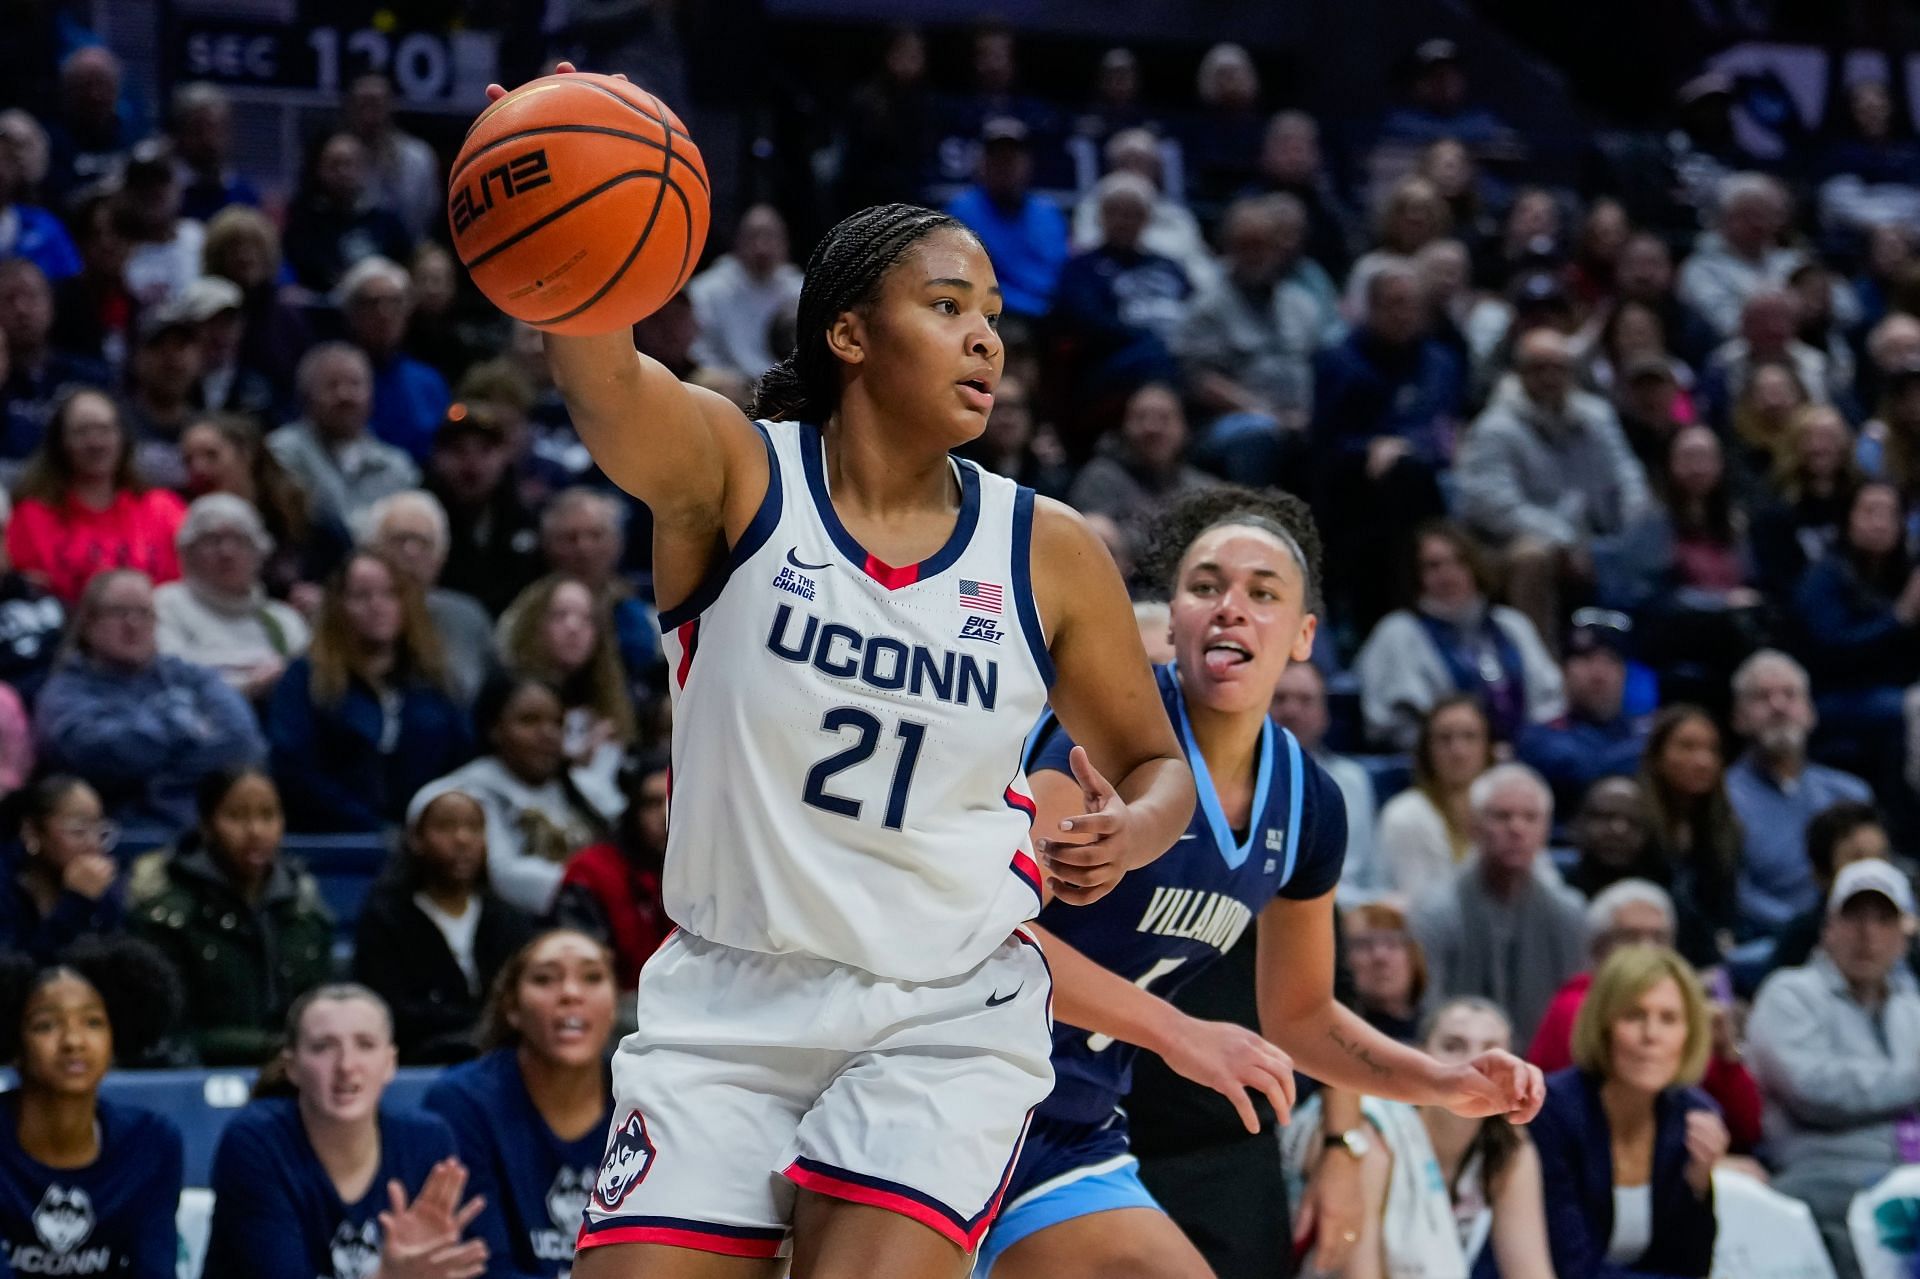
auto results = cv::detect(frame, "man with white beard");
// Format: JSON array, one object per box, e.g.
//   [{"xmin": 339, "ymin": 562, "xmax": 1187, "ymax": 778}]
[{"xmin": 1725, "ymin": 649, "xmax": 1873, "ymax": 934}]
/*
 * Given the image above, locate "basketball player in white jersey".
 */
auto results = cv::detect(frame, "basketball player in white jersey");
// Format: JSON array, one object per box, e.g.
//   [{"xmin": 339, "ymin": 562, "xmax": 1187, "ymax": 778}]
[{"xmin": 496, "ymin": 66, "xmax": 1197, "ymax": 1279}]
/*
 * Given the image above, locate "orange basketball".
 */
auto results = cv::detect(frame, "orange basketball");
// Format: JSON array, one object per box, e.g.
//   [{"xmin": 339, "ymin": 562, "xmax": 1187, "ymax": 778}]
[{"xmin": 448, "ymin": 73, "xmax": 710, "ymax": 336}]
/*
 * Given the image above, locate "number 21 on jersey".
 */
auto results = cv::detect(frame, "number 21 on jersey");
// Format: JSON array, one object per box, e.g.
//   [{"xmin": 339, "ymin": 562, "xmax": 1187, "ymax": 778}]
[{"xmin": 802, "ymin": 707, "xmax": 927, "ymax": 831}]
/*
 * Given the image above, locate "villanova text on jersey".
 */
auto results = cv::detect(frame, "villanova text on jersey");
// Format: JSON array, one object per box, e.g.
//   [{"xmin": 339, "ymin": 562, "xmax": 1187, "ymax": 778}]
[{"xmin": 1026, "ymin": 663, "xmax": 1349, "ymax": 1124}]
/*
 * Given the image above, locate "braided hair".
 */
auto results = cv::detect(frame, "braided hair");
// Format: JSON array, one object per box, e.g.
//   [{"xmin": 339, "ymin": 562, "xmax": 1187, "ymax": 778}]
[
  {"xmin": 753, "ymin": 204, "xmax": 974, "ymax": 423},
  {"xmin": 1141, "ymin": 485, "xmax": 1325, "ymax": 614}
]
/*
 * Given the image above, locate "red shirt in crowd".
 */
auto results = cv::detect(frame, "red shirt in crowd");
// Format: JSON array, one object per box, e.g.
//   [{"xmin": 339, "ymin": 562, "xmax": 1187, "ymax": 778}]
[
  {"xmin": 560, "ymin": 842, "xmax": 670, "ymax": 991},
  {"xmin": 5, "ymin": 488, "xmax": 188, "ymax": 604},
  {"xmin": 1527, "ymin": 969, "xmax": 1765, "ymax": 1152}
]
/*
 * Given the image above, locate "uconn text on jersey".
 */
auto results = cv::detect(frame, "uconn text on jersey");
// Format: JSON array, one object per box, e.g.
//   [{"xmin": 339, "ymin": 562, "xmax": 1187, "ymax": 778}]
[{"xmin": 766, "ymin": 603, "xmax": 999, "ymax": 709}]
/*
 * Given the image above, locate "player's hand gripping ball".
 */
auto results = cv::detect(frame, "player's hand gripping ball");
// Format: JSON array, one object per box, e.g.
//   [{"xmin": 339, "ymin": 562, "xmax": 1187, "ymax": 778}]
[{"xmin": 450, "ymin": 68, "xmax": 711, "ymax": 335}]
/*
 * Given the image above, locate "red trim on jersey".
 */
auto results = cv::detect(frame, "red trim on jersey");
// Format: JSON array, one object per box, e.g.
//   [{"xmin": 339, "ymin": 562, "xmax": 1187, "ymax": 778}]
[
  {"xmin": 674, "ymin": 619, "xmax": 699, "ymax": 688},
  {"xmin": 861, "ymin": 552, "xmax": 921, "ymax": 590},
  {"xmin": 576, "ymin": 1223, "xmax": 783, "ymax": 1258},
  {"xmin": 1009, "ymin": 850, "xmax": 1042, "ymax": 900},
  {"xmin": 1003, "ymin": 786, "xmax": 1037, "ymax": 820},
  {"xmin": 783, "ymin": 1161, "xmax": 972, "ymax": 1248}
]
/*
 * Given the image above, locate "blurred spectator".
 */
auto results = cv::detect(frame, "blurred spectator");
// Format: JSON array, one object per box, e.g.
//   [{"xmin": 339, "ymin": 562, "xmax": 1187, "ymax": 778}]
[
  {"xmin": 120, "ymin": 303, "xmax": 204, "ymax": 488},
  {"xmin": 1344, "ymin": 177, "xmax": 1452, "ymax": 313},
  {"xmin": 1283, "ymin": 997, "xmax": 1554, "ymax": 1276},
  {"xmin": 184, "ymin": 275, "xmax": 274, "ymax": 421},
  {"xmin": 202, "ymin": 986, "xmax": 472, "ymax": 1277},
  {"xmin": 1177, "ymin": 194, "xmax": 1333, "ymax": 486},
  {"xmin": 7, "ymin": 388, "xmax": 186, "ymax": 604},
  {"xmin": 351, "ymin": 779, "xmax": 537, "ymax": 1065},
  {"xmin": 341, "ymin": 71, "xmax": 440, "ymax": 240},
  {"xmin": 41, "ymin": 46, "xmax": 138, "ymax": 199},
  {"xmin": 364, "ymin": 489, "xmax": 495, "ymax": 706},
  {"xmin": 282, "ymin": 132, "xmax": 412, "ymax": 295},
  {"xmin": 1065, "ymin": 382, "xmax": 1218, "ymax": 548},
  {"xmin": 1816, "ymin": 78, "xmax": 1920, "ymax": 239},
  {"xmin": 1355, "ymin": 521, "xmax": 1564, "ymax": 750},
  {"xmin": 1409, "ymin": 763, "xmax": 1586, "ymax": 1043},
  {"xmin": 1611, "ymin": 356, "xmax": 1689, "ymax": 484},
  {"xmin": 1416, "ymin": 139, "xmax": 1499, "ymax": 270},
  {"xmin": 48, "ymin": 187, "xmax": 134, "ymax": 376},
  {"xmin": 951, "ymin": 373, "xmax": 1070, "ymax": 499},
  {"xmin": 154, "ymin": 494, "xmax": 309, "ymax": 699},
  {"xmin": 201, "ymin": 205, "xmax": 313, "ymax": 397},
  {"xmin": 1244, "ymin": 111, "xmax": 1356, "ymax": 276},
  {"xmin": 264, "ymin": 549, "xmax": 472, "ymax": 832},
  {"xmin": 0, "ymin": 506, "xmax": 63, "ymax": 697},
  {"xmin": 35, "ymin": 569, "xmax": 264, "ymax": 830},
  {"xmin": 538, "ymin": 488, "xmax": 662, "ymax": 690},
  {"xmin": 498, "ymin": 575, "xmax": 635, "ymax": 805},
  {"xmin": 1568, "ymin": 197, "xmax": 1632, "ymax": 312},
  {"xmin": 427, "ymin": 402, "xmax": 543, "ymax": 615},
  {"xmin": 1614, "ymin": 231, "xmax": 1718, "ymax": 369},
  {"xmin": 1702, "ymin": 290, "xmax": 1833, "ymax": 435},
  {"xmin": 404, "ymin": 241, "xmax": 493, "ymax": 381},
  {"xmin": 1517, "ymin": 611, "xmax": 1649, "ymax": 815},
  {"xmin": 1585, "ymin": 300, "xmax": 1697, "ymax": 433},
  {"xmin": 556, "ymin": 749, "xmax": 673, "ymax": 995},
  {"xmin": 267, "ymin": 342, "xmax": 420, "ymax": 527},
  {"xmin": 0, "ymin": 111, "xmax": 49, "ymax": 202},
  {"xmin": 1856, "ymin": 239, "xmax": 1918, "ymax": 353},
  {"xmin": 1418, "ymin": 236, "xmax": 1510, "ymax": 387},
  {"xmin": 1756, "ymin": 802, "xmax": 1908, "ymax": 984},
  {"xmin": 1270, "ymin": 661, "xmax": 1380, "ymax": 898},
  {"xmin": 1641, "ymin": 705, "xmax": 1744, "ymax": 966},
  {"xmin": 838, "ymin": 27, "xmax": 931, "ymax": 213},
  {"xmin": 1789, "ymin": 260, "xmax": 1857, "ymax": 399},
  {"xmin": 946, "ymin": 118, "xmax": 1070, "ymax": 323},
  {"xmin": 116, "ymin": 140, "xmax": 203, "ymax": 312},
  {"xmin": 1070, "ymin": 129, "xmax": 1214, "ymax": 287},
  {"xmin": 129, "ymin": 767, "xmax": 330, "ymax": 1065},
  {"xmin": 1380, "ymin": 38, "xmax": 1514, "ymax": 151},
  {"xmin": 928, "ymin": 24, "xmax": 1060, "ymax": 193},
  {"xmin": 424, "ymin": 929, "xmax": 616, "ymax": 1276},
  {"xmin": 1050, "ymin": 173, "xmax": 1191, "ymax": 412},
  {"xmin": 1678, "ymin": 173, "xmax": 1799, "ymax": 340},
  {"xmin": 686, "ymin": 204, "xmax": 803, "ymax": 381},
  {"xmin": 337, "ymin": 255, "xmax": 450, "ymax": 464},
  {"xmin": 1751, "ymin": 404, "xmax": 1858, "ymax": 596},
  {"xmin": 1480, "ymin": 186, "xmax": 1565, "ymax": 293},
  {"xmin": 0, "ymin": 777, "xmax": 122, "ymax": 964},
  {"xmin": 0, "ymin": 134, "xmax": 77, "ymax": 283},
  {"xmin": 1073, "ymin": 47, "xmax": 1152, "ymax": 149},
  {"xmin": 1728, "ymin": 359, "xmax": 1811, "ymax": 484},
  {"xmin": 1530, "ymin": 946, "xmax": 1723, "ymax": 1278},
  {"xmin": 431, "ymin": 675, "xmax": 616, "ymax": 917},
  {"xmin": 1565, "ymin": 777, "xmax": 1666, "ymax": 897},
  {"xmin": 1341, "ymin": 902, "xmax": 1426, "ymax": 1041},
  {"xmin": 1861, "ymin": 361, "xmax": 1920, "ymax": 498},
  {"xmin": 0, "ymin": 258, "xmax": 110, "ymax": 448},
  {"xmin": 1185, "ymin": 43, "xmax": 1266, "ymax": 213},
  {"xmin": 629, "ymin": 289, "xmax": 706, "ymax": 383},
  {"xmin": 1725, "ymin": 651, "xmax": 1872, "ymax": 933},
  {"xmin": 1792, "ymin": 482, "xmax": 1920, "ymax": 780},
  {"xmin": 1310, "ymin": 262, "xmax": 1460, "ymax": 626},
  {"xmin": 0, "ymin": 937, "xmax": 183, "ymax": 1261},
  {"xmin": 1749, "ymin": 859, "xmax": 1920, "ymax": 1278},
  {"xmin": 1378, "ymin": 695, "xmax": 1496, "ymax": 904},
  {"xmin": 1457, "ymin": 327, "xmax": 1652, "ymax": 646},
  {"xmin": 168, "ymin": 81, "xmax": 259, "ymax": 223},
  {"xmin": 1608, "ymin": 426, "xmax": 1758, "ymax": 621},
  {"xmin": 180, "ymin": 413, "xmax": 352, "ymax": 607}
]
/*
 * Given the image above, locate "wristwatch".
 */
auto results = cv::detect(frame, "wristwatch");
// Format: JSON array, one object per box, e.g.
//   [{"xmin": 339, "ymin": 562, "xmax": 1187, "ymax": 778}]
[{"xmin": 1323, "ymin": 1127, "xmax": 1372, "ymax": 1160}]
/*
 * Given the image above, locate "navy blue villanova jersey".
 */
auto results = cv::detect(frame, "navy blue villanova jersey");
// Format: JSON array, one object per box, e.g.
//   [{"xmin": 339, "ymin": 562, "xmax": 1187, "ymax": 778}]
[{"xmin": 1027, "ymin": 663, "xmax": 1347, "ymax": 1125}]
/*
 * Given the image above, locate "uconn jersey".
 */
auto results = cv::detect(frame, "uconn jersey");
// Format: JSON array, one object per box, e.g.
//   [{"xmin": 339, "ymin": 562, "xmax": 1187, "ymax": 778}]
[
  {"xmin": 1030, "ymin": 663, "xmax": 1347, "ymax": 1125},
  {"xmin": 656, "ymin": 420, "xmax": 1053, "ymax": 981}
]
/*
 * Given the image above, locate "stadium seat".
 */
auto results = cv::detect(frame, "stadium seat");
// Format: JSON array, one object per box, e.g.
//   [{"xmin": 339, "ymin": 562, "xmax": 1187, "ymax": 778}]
[
  {"xmin": 1713, "ymin": 1167, "xmax": 1836, "ymax": 1278},
  {"xmin": 1354, "ymin": 754, "xmax": 1412, "ymax": 805},
  {"xmin": 284, "ymin": 834, "xmax": 395, "ymax": 936}
]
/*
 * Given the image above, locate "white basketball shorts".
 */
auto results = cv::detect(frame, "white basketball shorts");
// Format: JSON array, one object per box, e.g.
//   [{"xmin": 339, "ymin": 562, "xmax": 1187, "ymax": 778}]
[{"xmin": 577, "ymin": 927, "xmax": 1054, "ymax": 1259}]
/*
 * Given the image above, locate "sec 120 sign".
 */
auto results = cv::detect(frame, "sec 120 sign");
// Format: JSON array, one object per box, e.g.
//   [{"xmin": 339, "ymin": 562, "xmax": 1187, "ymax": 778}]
[{"xmin": 173, "ymin": 20, "xmax": 493, "ymax": 107}]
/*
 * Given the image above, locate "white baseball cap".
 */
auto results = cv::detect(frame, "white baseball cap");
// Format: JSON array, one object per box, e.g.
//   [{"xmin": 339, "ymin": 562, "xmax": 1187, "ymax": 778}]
[{"xmin": 1828, "ymin": 859, "xmax": 1916, "ymax": 919}]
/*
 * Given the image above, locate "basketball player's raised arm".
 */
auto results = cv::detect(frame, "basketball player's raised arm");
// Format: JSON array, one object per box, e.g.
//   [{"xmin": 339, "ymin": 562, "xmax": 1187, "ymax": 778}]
[
  {"xmin": 1028, "ymin": 499, "xmax": 1192, "ymax": 905},
  {"xmin": 1254, "ymin": 892, "xmax": 1546, "ymax": 1121}
]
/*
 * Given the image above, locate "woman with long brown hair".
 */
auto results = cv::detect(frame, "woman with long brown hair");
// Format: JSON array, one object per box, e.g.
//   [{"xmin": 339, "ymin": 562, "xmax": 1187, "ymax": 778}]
[
  {"xmin": 1377, "ymin": 696, "xmax": 1498, "ymax": 905},
  {"xmin": 180, "ymin": 412, "xmax": 352, "ymax": 607},
  {"xmin": 426, "ymin": 929, "xmax": 617, "ymax": 1279},
  {"xmin": 496, "ymin": 574, "xmax": 634, "ymax": 805},
  {"xmin": 263, "ymin": 548, "xmax": 472, "ymax": 830},
  {"xmin": 1639, "ymin": 707, "xmax": 1744, "ymax": 965}
]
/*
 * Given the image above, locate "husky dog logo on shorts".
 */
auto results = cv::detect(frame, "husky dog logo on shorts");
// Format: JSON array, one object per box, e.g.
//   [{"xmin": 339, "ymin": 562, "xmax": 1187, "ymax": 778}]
[
  {"xmin": 31, "ymin": 1184, "xmax": 93, "ymax": 1254},
  {"xmin": 594, "ymin": 1111, "xmax": 657, "ymax": 1211}
]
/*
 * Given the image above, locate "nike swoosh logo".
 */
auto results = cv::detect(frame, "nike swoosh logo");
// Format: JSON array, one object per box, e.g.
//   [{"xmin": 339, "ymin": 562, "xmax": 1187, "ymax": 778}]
[
  {"xmin": 985, "ymin": 985, "xmax": 1023, "ymax": 1007},
  {"xmin": 1177, "ymin": 833, "xmax": 1200, "ymax": 841},
  {"xmin": 786, "ymin": 548, "xmax": 831, "ymax": 571}
]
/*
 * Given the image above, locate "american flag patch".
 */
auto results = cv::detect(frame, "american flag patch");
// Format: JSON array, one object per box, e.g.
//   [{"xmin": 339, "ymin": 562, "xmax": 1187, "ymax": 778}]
[{"xmin": 959, "ymin": 579, "xmax": 1003, "ymax": 613}]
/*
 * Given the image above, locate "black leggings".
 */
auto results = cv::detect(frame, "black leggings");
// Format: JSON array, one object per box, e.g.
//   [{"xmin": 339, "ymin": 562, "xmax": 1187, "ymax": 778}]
[{"xmin": 1135, "ymin": 1131, "xmax": 1294, "ymax": 1279}]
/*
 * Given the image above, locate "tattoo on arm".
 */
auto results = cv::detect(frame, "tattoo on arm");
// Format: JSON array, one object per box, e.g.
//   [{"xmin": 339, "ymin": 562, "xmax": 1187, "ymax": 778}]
[{"xmin": 1329, "ymin": 1024, "xmax": 1392, "ymax": 1078}]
